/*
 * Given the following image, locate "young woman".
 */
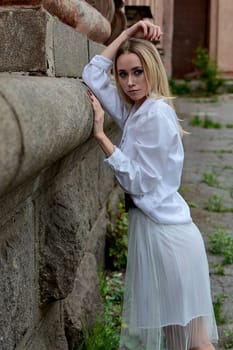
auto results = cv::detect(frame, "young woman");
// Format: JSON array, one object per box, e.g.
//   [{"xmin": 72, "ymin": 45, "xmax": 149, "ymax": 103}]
[{"xmin": 82, "ymin": 20, "xmax": 218, "ymax": 350}]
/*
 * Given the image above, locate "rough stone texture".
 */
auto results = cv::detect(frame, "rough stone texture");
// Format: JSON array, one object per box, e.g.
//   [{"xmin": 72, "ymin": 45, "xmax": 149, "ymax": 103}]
[
  {"xmin": 0, "ymin": 7, "xmax": 89, "ymax": 76},
  {"xmin": 0, "ymin": 21, "xmax": 122, "ymax": 348},
  {"xmin": 0, "ymin": 1, "xmax": 111, "ymax": 43},
  {"xmin": 0, "ymin": 200, "xmax": 35, "ymax": 350},
  {"xmin": 64, "ymin": 253, "xmax": 103, "ymax": 349},
  {"xmin": 88, "ymin": 39, "xmax": 106, "ymax": 60},
  {"xmin": 0, "ymin": 93, "xmax": 22, "ymax": 193},
  {"xmin": 36, "ymin": 135, "xmax": 120, "ymax": 306},
  {"xmin": 53, "ymin": 17, "xmax": 88, "ymax": 78},
  {"xmin": 71, "ymin": 0, "xmax": 111, "ymax": 43},
  {"xmin": 0, "ymin": 112, "xmax": 121, "ymax": 350},
  {"xmin": 0, "ymin": 76, "xmax": 93, "ymax": 196},
  {"xmin": 0, "ymin": 8, "xmax": 49, "ymax": 74},
  {"xmin": 22, "ymin": 303, "xmax": 69, "ymax": 350}
]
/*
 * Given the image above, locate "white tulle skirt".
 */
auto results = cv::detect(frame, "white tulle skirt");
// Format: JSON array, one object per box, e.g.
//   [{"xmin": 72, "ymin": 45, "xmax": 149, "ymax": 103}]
[{"xmin": 120, "ymin": 208, "xmax": 218, "ymax": 350}]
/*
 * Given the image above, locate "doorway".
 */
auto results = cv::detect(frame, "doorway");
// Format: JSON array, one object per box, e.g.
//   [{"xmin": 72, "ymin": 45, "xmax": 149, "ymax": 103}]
[{"xmin": 172, "ymin": 0, "xmax": 210, "ymax": 78}]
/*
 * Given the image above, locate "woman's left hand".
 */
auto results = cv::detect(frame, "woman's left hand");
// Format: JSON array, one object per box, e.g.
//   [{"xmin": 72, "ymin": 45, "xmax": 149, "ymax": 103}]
[
  {"xmin": 125, "ymin": 20, "xmax": 162, "ymax": 42},
  {"xmin": 87, "ymin": 89, "xmax": 105, "ymax": 140}
]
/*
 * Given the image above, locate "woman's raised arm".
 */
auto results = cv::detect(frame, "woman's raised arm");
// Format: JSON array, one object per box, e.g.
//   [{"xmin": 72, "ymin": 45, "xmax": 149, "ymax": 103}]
[{"xmin": 101, "ymin": 20, "xmax": 162, "ymax": 60}]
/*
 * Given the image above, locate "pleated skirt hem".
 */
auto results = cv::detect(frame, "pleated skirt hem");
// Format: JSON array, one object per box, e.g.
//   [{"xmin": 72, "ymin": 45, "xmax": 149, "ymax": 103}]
[{"xmin": 119, "ymin": 208, "xmax": 218, "ymax": 350}]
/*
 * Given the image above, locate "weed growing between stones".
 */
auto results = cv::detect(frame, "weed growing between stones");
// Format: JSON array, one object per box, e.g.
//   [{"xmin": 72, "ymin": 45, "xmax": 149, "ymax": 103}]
[
  {"xmin": 188, "ymin": 114, "xmax": 233, "ymax": 129},
  {"xmin": 204, "ymin": 193, "xmax": 224, "ymax": 212},
  {"xmin": 208, "ymin": 229, "xmax": 233, "ymax": 266},
  {"xmin": 189, "ymin": 115, "xmax": 222, "ymax": 129},
  {"xmin": 106, "ymin": 202, "xmax": 128, "ymax": 271},
  {"xmin": 77, "ymin": 270, "xmax": 124, "ymax": 350},
  {"xmin": 192, "ymin": 96, "xmax": 219, "ymax": 103},
  {"xmin": 201, "ymin": 171, "xmax": 220, "ymax": 187},
  {"xmin": 77, "ymin": 202, "xmax": 128, "ymax": 350},
  {"xmin": 213, "ymin": 293, "xmax": 228, "ymax": 325},
  {"xmin": 204, "ymin": 193, "xmax": 233, "ymax": 212},
  {"xmin": 223, "ymin": 327, "xmax": 233, "ymax": 349},
  {"xmin": 169, "ymin": 79, "xmax": 191, "ymax": 95}
]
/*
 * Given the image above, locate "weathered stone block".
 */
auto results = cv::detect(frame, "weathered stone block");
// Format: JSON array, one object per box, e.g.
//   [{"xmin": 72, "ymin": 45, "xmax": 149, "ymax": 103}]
[
  {"xmin": 0, "ymin": 201, "xmax": 35, "ymax": 350},
  {"xmin": 53, "ymin": 17, "xmax": 88, "ymax": 78},
  {"xmin": 0, "ymin": 94, "xmax": 22, "ymax": 194},
  {"xmin": 37, "ymin": 132, "xmax": 118, "ymax": 306},
  {"xmin": 0, "ymin": 76, "xmax": 93, "ymax": 197},
  {"xmin": 0, "ymin": 7, "xmax": 89, "ymax": 76},
  {"xmin": 1, "ymin": 0, "xmax": 111, "ymax": 43},
  {"xmin": 64, "ymin": 253, "xmax": 103, "ymax": 349},
  {"xmin": 0, "ymin": 8, "xmax": 49, "ymax": 74},
  {"xmin": 88, "ymin": 39, "xmax": 106, "ymax": 60},
  {"xmin": 23, "ymin": 302, "xmax": 69, "ymax": 350},
  {"xmin": 38, "ymin": 183, "xmax": 83, "ymax": 306}
]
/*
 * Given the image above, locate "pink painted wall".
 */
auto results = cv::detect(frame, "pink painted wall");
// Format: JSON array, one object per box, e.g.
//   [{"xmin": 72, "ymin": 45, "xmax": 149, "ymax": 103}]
[
  {"xmin": 209, "ymin": 0, "xmax": 233, "ymax": 77},
  {"xmin": 122, "ymin": 0, "xmax": 233, "ymax": 78}
]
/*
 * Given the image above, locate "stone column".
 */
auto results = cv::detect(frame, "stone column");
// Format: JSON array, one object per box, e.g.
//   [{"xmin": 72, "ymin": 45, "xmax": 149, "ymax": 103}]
[{"xmin": 0, "ymin": 0, "xmax": 111, "ymax": 43}]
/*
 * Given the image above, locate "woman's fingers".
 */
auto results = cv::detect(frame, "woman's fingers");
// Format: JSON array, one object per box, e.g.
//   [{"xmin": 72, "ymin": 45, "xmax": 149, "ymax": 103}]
[
  {"xmin": 86, "ymin": 89, "xmax": 105, "ymax": 138},
  {"xmin": 145, "ymin": 22, "xmax": 162, "ymax": 41},
  {"xmin": 87, "ymin": 89, "xmax": 105, "ymax": 121},
  {"xmin": 128, "ymin": 20, "xmax": 163, "ymax": 41}
]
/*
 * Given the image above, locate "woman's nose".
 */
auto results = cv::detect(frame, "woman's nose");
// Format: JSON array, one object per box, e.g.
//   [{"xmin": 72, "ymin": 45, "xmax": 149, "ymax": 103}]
[{"xmin": 127, "ymin": 74, "xmax": 134, "ymax": 86}]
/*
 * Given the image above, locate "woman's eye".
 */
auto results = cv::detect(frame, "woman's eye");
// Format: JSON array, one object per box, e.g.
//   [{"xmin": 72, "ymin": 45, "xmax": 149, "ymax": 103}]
[
  {"xmin": 119, "ymin": 72, "xmax": 127, "ymax": 78},
  {"xmin": 134, "ymin": 69, "xmax": 143, "ymax": 76}
]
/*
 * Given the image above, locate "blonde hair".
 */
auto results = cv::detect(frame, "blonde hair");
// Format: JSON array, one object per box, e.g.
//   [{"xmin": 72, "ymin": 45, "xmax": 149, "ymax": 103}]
[{"xmin": 113, "ymin": 38, "xmax": 185, "ymax": 137}]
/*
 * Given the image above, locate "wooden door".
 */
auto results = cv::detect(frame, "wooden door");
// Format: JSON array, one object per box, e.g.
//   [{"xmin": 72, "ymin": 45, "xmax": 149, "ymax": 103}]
[{"xmin": 172, "ymin": 0, "xmax": 210, "ymax": 78}]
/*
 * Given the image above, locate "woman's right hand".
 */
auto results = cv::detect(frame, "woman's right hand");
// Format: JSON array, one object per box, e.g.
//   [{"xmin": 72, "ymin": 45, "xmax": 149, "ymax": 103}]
[
  {"xmin": 87, "ymin": 89, "xmax": 115, "ymax": 157},
  {"xmin": 87, "ymin": 89, "xmax": 105, "ymax": 140},
  {"xmin": 125, "ymin": 20, "xmax": 162, "ymax": 42}
]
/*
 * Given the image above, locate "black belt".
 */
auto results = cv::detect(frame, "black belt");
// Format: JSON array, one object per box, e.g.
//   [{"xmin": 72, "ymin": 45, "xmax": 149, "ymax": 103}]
[{"xmin": 124, "ymin": 193, "xmax": 137, "ymax": 212}]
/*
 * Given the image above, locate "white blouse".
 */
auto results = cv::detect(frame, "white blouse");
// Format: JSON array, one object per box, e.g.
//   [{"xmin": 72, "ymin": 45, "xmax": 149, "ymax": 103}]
[{"xmin": 82, "ymin": 55, "xmax": 192, "ymax": 224}]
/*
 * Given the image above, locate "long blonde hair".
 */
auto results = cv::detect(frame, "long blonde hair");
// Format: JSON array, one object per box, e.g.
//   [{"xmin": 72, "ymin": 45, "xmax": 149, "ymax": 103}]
[{"xmin": 113, "ymin": 38, "xmax": 185, "ymax": 136}]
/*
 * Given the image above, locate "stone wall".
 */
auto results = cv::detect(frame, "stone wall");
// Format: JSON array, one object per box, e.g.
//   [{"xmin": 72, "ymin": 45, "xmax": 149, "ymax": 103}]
[{"xmin": 0, "ymin": 4, "xmax": 121, "ymax": 350}]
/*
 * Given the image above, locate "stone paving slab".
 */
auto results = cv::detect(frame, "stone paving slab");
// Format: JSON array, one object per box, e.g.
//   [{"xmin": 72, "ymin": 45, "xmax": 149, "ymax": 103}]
[{"xmin": 175, "ymin": 94, "xmax": 233, "ymax": 350}]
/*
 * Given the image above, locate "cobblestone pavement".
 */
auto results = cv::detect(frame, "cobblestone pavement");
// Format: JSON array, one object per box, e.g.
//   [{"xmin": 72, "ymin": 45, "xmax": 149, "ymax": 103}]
[{"xmin": 175, "ymin": 94, "xmax": 233, "ymax": 350}]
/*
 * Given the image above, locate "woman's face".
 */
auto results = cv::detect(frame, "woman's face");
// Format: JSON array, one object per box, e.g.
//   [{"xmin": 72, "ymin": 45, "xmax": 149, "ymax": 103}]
[{"xmin": 116, "ymin": 53, "xmax": 148, "ymax": 107}]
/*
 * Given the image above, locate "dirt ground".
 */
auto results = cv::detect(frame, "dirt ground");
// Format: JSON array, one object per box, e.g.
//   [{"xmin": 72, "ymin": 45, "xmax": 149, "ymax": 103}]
[{"xmin": 175, "ymin": 94, "xmax": 233, "ymax": 349}]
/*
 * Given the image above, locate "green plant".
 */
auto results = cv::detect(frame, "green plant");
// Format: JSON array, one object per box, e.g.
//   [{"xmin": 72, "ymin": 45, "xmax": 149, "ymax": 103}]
[
  {"xmin": 106, "ymin": 202, "xmax": 128, "ymax": 270},
  {"xmin": 189, "ymin": 115, "xmax": 221, "ymax": 128},
  {"xmin": 179, "ymin": 186, "xmax": 192, "ymax": 195},
  {"xmin": 192, "ymin": 96, "xmax": 218, "ymax": 103},
  {"xmin": 77, "ymin": 317, "xmax": 118, "ymax": 350},
  {"xmin": 211, "ymin": 263, "xmax": 225, "ymax": 276},
  {"xmin": 201, "ymin": 171, "xmax": 220, "ymax": 187},
  {"xmin": 224, "ymin": 327, "xmax": 233, "ymax": 349},
  {"xmin": 226, "ymin": 85, "xmax": 233, "ymax": 93},
  {"xmin": 202, "ymin": 116, "xmax": 221, "ymax": 129},
  {"xmin": 204, "ymin": 193, "xmax": 224, "ymax": 212},
  {"xmin": 208, "ymin": 229, "xmax": 233, "ymax": 265},
  {"xmin": 78, "ymin": 271, "xmax": 124, "ymax": 350},
  {"xmin": 213, "ymin": 293, "xmax": 227, "ymax": 325},
  {"xmin": 169, "ymin": 79, "xmax": 191, "ymax": 95},
  {"xmin": 230, "ymin": 187, "xmax": 233, "ymax": 199},
  {"xmin": 188, "ymin": 201, "xmax": 198, "ymax": 208},
  {"xmin": 193, "ymin": 47, "xmax": 225, "ymax": 94},
  {"xmin": 77, "ymin": 199, "xmax": 129, "ymax": 350},
  {"xmin": 189, "ymin": 115, "xmax": 203, "ymax": 127}
]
